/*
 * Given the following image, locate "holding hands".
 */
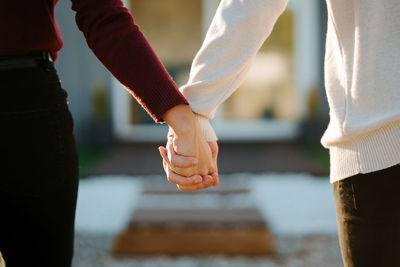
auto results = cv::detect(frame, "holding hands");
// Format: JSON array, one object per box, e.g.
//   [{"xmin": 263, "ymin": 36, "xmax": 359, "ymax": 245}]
[{"xmin": 161, "ymin": 104, "xmax": 219, "ymax": 191}]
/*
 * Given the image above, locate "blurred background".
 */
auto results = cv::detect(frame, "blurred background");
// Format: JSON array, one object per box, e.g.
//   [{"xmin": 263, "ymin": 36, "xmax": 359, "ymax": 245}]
[{"xmin": 54, "ymin": 0, "xmax": 342, "ymax": 266}]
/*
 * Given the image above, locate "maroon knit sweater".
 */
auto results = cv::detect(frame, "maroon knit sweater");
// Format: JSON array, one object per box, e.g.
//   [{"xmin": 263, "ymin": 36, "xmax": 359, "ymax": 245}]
[{"xmin": 0, "ymin": 0, "xmax": 187, "ymax": 122}]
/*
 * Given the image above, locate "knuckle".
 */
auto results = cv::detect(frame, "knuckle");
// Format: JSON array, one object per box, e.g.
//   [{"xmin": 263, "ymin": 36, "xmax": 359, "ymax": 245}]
[
  {"xmin": 209, "ymin": 166, "xmax": 216, "ymax": 174},
  {"xmin": 178, "ymin": 168, "xmax": 195, "ymax": 177},
  {"xmin": 199, "ymin": 168, "xmax": 208, "ymax": 176}
]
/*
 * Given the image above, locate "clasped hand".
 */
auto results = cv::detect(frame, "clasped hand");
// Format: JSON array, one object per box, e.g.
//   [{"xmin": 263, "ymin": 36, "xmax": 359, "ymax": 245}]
[{"xmin": 159, "ymin": 125, "xmax": 219, "ymax": 191}]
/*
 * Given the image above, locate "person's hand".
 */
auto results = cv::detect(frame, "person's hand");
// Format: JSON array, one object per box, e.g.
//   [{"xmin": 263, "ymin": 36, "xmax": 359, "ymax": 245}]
[
  {"xmin": 159, "ymin": 141, "xmax": 219, "ymax": 191},
  {"xmin": 167, "ymin": 119, "xmax": 216, "ymax": 176},
  {"xmin": 161, "ymin": 104, "xmax": 218, "ymax": 190}
]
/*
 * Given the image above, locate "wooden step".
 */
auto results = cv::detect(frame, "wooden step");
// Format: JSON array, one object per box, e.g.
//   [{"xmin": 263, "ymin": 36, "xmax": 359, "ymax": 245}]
[
  {"xmin": 129, "ymin": 209, "xmax": 266, "ymax": 230},
  {"xmin": 113, "ymin": 228, "xmax": 275, "ymax": 256},
  {"xmin": 112, "ymin": 209, "xmax": 275, "ymax": 256}
]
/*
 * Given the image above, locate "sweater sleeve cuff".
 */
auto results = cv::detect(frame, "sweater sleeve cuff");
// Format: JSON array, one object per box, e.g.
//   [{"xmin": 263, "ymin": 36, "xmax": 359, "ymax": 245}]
[{"xmin": 195, "ymin": 114, "xmax": 218, "ymax": 142}]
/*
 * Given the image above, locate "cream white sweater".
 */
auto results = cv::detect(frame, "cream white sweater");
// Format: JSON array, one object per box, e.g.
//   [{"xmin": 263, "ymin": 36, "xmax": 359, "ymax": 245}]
[{"xmin": 181, "ymin": 0, "xmax": 400, "ymax": 182}]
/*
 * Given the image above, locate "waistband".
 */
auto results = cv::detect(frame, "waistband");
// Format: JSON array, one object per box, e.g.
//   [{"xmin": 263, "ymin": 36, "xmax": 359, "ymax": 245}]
[{"xmin": 0, "ymin": 51, "xmax": 53, "ymax": 71}]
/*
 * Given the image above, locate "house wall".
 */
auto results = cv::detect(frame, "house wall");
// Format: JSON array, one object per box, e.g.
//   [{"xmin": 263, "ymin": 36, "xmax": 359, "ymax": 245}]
[{"xmin": 130, "ymin": 0, "xmax": 203, "ymax": 66}]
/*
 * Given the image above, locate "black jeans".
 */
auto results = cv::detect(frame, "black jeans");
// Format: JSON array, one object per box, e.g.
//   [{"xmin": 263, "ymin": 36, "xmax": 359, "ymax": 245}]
[
  {"xmin": 334, "ymin": 165, "xmax": 400, "ymax": 267},
  {"xmin": 0, "ymin": 64, "xmax": 79, "ymax": 267}
]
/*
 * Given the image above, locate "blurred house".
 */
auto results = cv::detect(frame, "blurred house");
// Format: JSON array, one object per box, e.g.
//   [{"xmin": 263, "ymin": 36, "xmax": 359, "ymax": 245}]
[
  {"xmin": 55, "ymin": 0, "xmax": 328, "ymax": 145},
  {"xmin": 55, "ymin": 1, "xmax": 113, "ymax": 145}
]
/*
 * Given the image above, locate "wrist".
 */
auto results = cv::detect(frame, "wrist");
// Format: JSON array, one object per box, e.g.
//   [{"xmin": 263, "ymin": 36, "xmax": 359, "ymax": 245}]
[
  {"xmin": 163, "ymin": 104, "xmax": 197, "ymax": 135},
  {"xmin": 194, "ymin": 115, "xmax": 218, "ymax": 142}
]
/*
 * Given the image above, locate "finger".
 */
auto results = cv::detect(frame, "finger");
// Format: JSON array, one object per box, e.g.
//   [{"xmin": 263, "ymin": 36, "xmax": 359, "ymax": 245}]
[
  {"xmin": 164, "ymin": 165, "xmax": 203, "ymax": 186},
  {"xmin": 159, "ymin": 146, "xmax": 171, "ymax": 166},
  {"xmin": 211, "ymin": 159, "xmax": 219, "ymax": 187},
  {"xmin": 159, "ymin": 147, "xmax": 170, "ymax": 175},
  {"xmin": 161, "ymin": 147, "xmax": 191, "ymax": 178},
  {"xmin": 208, "ymin": 141, "xmax": 219, "ymax": 164},
  {"xmin": 162, "ymin": 154, "xmax": 169, "ymax": 174},
  {"xmin": 208, "ymin": 141, "xmax": 219, "ymax": 155},
  {"xmin": 211, "ymin": 172, "xmax": 219, "ymax": 187},
  {"xmin": 161, "ymin": 146, "xmax": 192, "ymax": 175},
  {"xmin": 169, "ymin": 151, "xmax": 198, "ymax": 168},
  {"xmin": 202, "ymin": 175, "xmax": 214, "ymax": 185},
  {"xmin": 166, "ymin": 139, "xmax": 175, "ymax": 156},
  {"xmin": 177, "ymin": 175, "xmax": 214, "ymax": 191},
  {"xmin": 163, "ymin": 144, "xmax": 200, "ymax": 176},
  {"xmin": 177, "ymin": 182, "xmax": 211, "ymax": 191},
  {"xmin": 208, "ymin": 141, "xmax": 219, "ymax": 186}
]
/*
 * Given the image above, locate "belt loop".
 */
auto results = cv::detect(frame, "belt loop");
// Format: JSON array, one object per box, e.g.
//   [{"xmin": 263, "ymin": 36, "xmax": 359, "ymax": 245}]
[{"xmin": 38, "ymin": 52, "xmax": 52, "ymax": 72}]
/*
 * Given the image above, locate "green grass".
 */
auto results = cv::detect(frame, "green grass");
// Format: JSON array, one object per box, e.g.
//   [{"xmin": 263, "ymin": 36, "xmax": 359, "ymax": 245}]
[
  {"xmin": 305, "ymin": 145, "xmax": 330, "ymax": 177},
  {"xmin": 77, "ymin": 146, "xmax": 106, "ymax": 178}
]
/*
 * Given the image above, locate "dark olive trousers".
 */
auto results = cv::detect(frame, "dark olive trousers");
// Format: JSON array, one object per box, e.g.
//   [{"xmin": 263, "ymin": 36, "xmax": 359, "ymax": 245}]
[
  {"xmin": 334, "ymin": 164, "xmax": 400, "ymax": 267},
  {"xmin": 0, "ymin": 64, "xmax": 79, "ymax": 267}
]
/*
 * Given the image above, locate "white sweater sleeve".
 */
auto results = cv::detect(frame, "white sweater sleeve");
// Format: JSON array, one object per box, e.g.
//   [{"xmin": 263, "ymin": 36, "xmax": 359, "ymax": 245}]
[{"xmin": 181, "ymin": 0, "xmax": 289, "ymax": 141}]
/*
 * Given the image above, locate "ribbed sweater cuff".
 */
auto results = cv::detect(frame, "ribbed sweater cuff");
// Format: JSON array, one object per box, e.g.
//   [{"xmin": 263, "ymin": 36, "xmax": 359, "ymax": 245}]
[
  {"xmin": 329, "ymin": 121, "xmax": 400, "ymax": 183},
  {"xmin": 136, "ymin": 78, "xmax": 188, "ymax": 123}
]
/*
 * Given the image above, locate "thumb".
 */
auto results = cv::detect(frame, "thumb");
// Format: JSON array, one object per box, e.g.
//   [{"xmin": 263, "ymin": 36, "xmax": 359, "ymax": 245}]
[
  {"xmin": 158, "ymin": 146, "xmax": 170, "ymax": 166},
  {"xmin": 211, "ymin": 172, "xmax": 219, "ymax": 187}
]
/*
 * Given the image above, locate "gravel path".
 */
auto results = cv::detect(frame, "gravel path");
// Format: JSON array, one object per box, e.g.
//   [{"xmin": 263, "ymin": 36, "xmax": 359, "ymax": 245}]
[
  {"xmin": 73, "ymin": 174, "xmax": 341, "ymax": 266},
  {"xmin": 72, "ymin": 233, "xmax": 342, "ymax": 267}
]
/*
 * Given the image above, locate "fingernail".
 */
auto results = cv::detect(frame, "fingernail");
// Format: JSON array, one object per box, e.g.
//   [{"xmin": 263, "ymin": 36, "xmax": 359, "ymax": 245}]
[{"xmin": 194, "ymin": 176, "xmax": 202, "ymax": 183}]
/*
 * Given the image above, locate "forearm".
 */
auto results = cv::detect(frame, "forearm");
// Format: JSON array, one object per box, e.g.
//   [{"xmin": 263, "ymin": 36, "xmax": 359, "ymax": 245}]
[
  {"xmin": 71, "ymin": 0, "xmax": 187, "ymax": 122},
  {"xmin": 182, "ymin": 0, "xmax": 289, "ymax": 119}
]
